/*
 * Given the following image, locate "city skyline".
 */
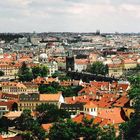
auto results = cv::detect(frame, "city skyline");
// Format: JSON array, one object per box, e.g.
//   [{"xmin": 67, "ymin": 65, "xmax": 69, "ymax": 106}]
[{"xmin": 1, "ymin": 0, "xmax": 140, "ymax": 33}]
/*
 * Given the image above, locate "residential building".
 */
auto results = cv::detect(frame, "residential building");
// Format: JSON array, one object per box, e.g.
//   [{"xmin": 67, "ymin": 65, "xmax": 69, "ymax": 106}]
[
  {"xmin": 1, "ymin": 82, "xmax": 39, "ymax": 95},
  {"xmin": 18, "ymin": 93, "xmax": 64, "ymax": 111}
]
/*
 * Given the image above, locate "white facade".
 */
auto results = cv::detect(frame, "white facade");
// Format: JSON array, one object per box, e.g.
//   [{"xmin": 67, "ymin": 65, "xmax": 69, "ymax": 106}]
[
  {"xmin": 84, "ymin": 106, "xmax": 98, "ymax": 116},
  {"xmin": 74, "ymin": 63, "xmax": 87, "ymax": 72}
]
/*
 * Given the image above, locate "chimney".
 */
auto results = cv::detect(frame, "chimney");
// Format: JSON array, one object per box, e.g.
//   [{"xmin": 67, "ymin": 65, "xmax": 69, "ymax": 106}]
[
  {"xmin": 99, "ymin": 96, "xmax": 102, "ymax": 100},
  {"xmin": 110, "ymin": 97, "xmax": 113, "ymax": 102},
  {"xmin": 96, "ymin": 95, "xmax": 99, "ymax": 100},
  {"xmin": 113, "ymin": 120, "xmax": 115, "ymax": 124},
  {"xmin": 84, "ymin": 95, "xmax": 86, "ymax": 99},
  {"xmin": 72, "ymin": 96, "xmax": 75, "ymax": 100}
]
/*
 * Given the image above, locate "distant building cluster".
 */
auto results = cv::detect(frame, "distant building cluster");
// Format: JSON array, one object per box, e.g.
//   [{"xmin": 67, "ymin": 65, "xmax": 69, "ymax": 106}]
[{"xmin": 0, "ymin": 32, "xmax": 139, "ymax": 139}]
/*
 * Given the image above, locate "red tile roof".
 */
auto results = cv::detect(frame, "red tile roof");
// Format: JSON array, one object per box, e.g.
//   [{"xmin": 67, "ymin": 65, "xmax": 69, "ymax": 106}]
[
  {"xmin": 0, "ymin": 100, "xmax": 17, "ymax": 110},
  {"xmin": 41, "ymin": 123, "xmax": 53, "ymax": 132},
  {"xmin": 78, "ymin": 86, "xmax": 97, "ymax": 95},
  {"xmin": 113, "ymin": 96, "xmax": 130, "ymax": 107},
  {"xmin": 0, "ymin": 136, "xmax": 3, "ymax": 140},
  {"xmin": 90, "ymin": 81, "xmax": 109, "ymax": 91},
  {"xmin": 98, "ymin": 108, "xmax": 125, "ymax": 124},
  {"xmin": 40, "ymin": 93, "xmax": 62, "ymax": 101},
  {"xmin": 84, "ymin": 101, "xmax": 97, "ymax": 108},
  {"xmin": 65, "ymin": 95, "xmax": 93, "ymax": 104},
  {"xmin": 72, "ymin": 113, "xmax": 93, "ymax": 124},
  {"xmin": 93, "ymin": 116, "xmax": 111, "ymax": 126}
]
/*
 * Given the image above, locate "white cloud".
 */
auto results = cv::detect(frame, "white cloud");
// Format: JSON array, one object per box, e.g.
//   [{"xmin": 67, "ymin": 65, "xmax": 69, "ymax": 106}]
[{"xmin": 0, "ymin": 0, "xmax": 140, "ymax": 32}]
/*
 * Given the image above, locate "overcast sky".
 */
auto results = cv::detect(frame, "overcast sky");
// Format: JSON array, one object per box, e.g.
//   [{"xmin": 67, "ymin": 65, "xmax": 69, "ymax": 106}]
[{"xmin": 0, "ymin": 0, "xmax": 140, "ymax": 33}]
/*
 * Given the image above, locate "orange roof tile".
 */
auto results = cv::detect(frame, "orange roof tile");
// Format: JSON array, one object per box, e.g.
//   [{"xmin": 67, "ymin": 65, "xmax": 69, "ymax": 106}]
[
  {"xmin": 65, "ymin": 95, "xmax": 93, "ymax": 104},
  {"xmin": 84, "ymin": 101, "xmax": 97, "ymax": 108},
  {"xmin": 98, "ymin": 108, "xmax": 125, "ymax": 124},
  {"xmin": 42, "ymin": 123, "xmax": 53, "ymax": 132},
  {"xmin": 72, "ymin": 113, "xmax": 93, "ymax": 123},
  {"xmin": 113, "ymin": 96, "xmax": 130, "ymax": 107},
  {"xmin": 0, "ymin": 135, "xmax": 3, "ymax": 140},
  {"xmin": 78, "ymin": 86, "xmax": 97, "ymax": 95},
  {"xmin": 40, "ymin": 93, "xmax": 61, "ymax": 101},
  {"xmin": 3, "ymin": 111, "xmax": 22, "ymax": 119}
]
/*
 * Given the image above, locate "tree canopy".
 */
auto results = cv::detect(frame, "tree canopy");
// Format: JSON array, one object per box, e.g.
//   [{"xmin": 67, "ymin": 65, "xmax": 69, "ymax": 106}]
[
  {"xmin": 0, "ymin": 70, "xmax": 4, "ymax": 76},
  {"xmin": 36, "ymin": 104, "xmax": 70, "ymax": 124},
  {"xmin": 49, "ymin": 119, "xmax": 116, "ymax": 140},
  {"xmin": 14, "ymin": 109, "xmax": 46, "ymax": 140},
  {"xmin": 119, "ymin": 74, "xmax": 140, "ymax": 140},
  {"xmin": 89, "ymin": 61, "xmax": 108, "ymax": 75},
  {"xmin": 32, "ymin": 65, "xmax": 48, "ymax": 79},
  {"xmin": 18, "ymin": 62, "xmax": 33, "ymax": 82},
  {"xmin": 18, "ymin": 62, "xmax": 49, "ymax": 82}
]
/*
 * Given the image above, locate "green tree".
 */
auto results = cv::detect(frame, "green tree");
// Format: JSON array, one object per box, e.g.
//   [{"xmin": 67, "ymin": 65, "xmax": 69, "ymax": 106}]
[
  {"xmin": 15, "ymin": 109, "xmax": 34, "ymax": 131},
  {"xmin": 0, "ymin": 70, "xmax": 4, "ymax": 76},
  {"xmin": 89, "ymin": 61, "xmax": 108, "ymax": 75},
  {"xmin": 61, "ymin": 86, "xmax": 83, "ymax": 97},
  {"xmin": 36, "ymin": 104, "xmax": 70, "ymax": 124},
  {"xmin": 39, "ymin": 85, "xmax": 57, "ymax": 94},
  {"xmin": 15, "ymin": 109, "xmax": 46, "ymax": 140},
  {"xmin": 18, "ymin": 62, "xmax": 33, "ymax": 82},
  {"xmin": 49, "ymin": 119, "xmax": 78, "ymax": 140},
  {"xmin": 32, "ymin": 66, "xmax": 42, "ymax": 78},
  {"xmin": 119, "ymin": 75, "xmax": 140, "ymax": 140},
  {"xmin": 36, "ymin": 104, "xmax": 58, "ymax": 113},
  {"xmin": 0, "ymin": 116, "xmax": 10, "ymax": 134},
  {"xmin": 48, "ymin": 119, "xmax": 101, "ymax": 140},
  {"xmin": 32, "ymin": 65, "xmax": 48, "ymax": 79},
  {"xmin": 99, "ymin": 126, "xmax": 116, "ymax": 140},
  {"xmin": 40, "ymin": 66, "xmax": 48, "ymax": 77}
]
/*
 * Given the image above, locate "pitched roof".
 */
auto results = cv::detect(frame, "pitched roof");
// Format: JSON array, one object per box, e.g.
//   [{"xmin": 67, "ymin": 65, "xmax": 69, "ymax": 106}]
[
  {"xmin": 1, "ymin": 82, "xmax": 26, "ymax": 89},
  {"xmin": 98, "ymin": 108, "xmax": 125, "ymax": 124},
  {"xmin": 90, "ymin": 81, "xmax": 109, "ymax": 90},
  {"xmin": 3, "ymin": 111, "xmax": 22, "ymax": 119},
  {"xmin": 72, "ymin": 113, "xmax": 93, "ymax": 123},
  {"xmin": 113, "ymin": 96, "xmax": 130, "ymax": 107},
  {"xmin": 0, "ymin": 135, "xmax": 3, "ymax": 140},
  {"xmin": 93, "ymin": 116, "xmax": 111, "ymax": 126},
  {"xmin": 0, "ymin": 100, "xmax": 17, "ymax": 110},
  {"xmin": 4, "ymin": 135, "xmax": 22, "ymax": 140},
  {"xmin": 41, "ymin": 123, "xmax": 53, "ymax": 132},
  {"xmin": 93, "ymin": 94, "xmax": 119, "ymax": 108},
  {"xmin": 65, "ymin": 95, "xmax": 93, "ymax": 104},
  {"xmin": 40, "ymin": 93, "xmax": 61, "ymax": 101},
  {"xmin": 84, "ymin": 101, "xmax": 97, "ymax": 108},
  {"xmin": 0, "ymin": 93, "xmax": 18, "ymax": 100},
  {"xmin": 78, "ymin": 86, "xmax": 97, "ymax": 95}
]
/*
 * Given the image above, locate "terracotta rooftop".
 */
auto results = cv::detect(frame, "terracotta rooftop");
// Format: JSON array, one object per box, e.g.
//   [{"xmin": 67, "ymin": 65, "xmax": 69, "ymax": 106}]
[
  {"xmin": 40, "ymin": 93, "xmax": 61, "ymax": 101},
  {"xmin": 3, "ymin": 111, "xmax": 22, "ymax": 119},
  {"xmin": 72, "ymin": 113, "xmax": 93, "ymax": 124},
  {"xmin": 98, "ymin": 108, "xmax": 125, "ymax": 124},
  {"xmin": 0, "ymin": 100, "xmax": 17, "ymax": 110},
  {"xmin": 41, "ymin": 123, "xmax": 53, "ymax": 132},
  {"xmin": 65, "ymin": 95, "xmax": 93, "ymax": 104},
  {"xmin": 84, "ymin": 101, "xmax": 97, "ymax": 108},
  {"xmin": 113, "ymin": 96, "xmax": 130, "ymax": 107}
]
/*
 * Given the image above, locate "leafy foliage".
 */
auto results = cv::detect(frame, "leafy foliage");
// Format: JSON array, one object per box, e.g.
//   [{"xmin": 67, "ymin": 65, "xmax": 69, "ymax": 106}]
[
  {"xmin": 14, "ymin": 109, "xmax": 46, "ymax": 140},
  {"xmin": 36, "ymin": 104, "xmax": 70, "ymax": 124},
  {"xmin": 18, "ymin": 62, "xmax": 33, "ymax": 82},
  {"xmin": 119, "ymin": 75, "xmax": 140, "ymax": 140},
  {"xmin": 0, "ymin": 116, "xmax": 10, "ymax": 134},
  {"xmin": 89, "ymin": 61, "xmax": 108, "ymax": 75},
  {"xmin": 0, "ymin": 70, "xmax": 4, "ymax": 76},
  {"xmin": 48, "ymin": 118, "xmax": 116, "ymax": 140}
]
